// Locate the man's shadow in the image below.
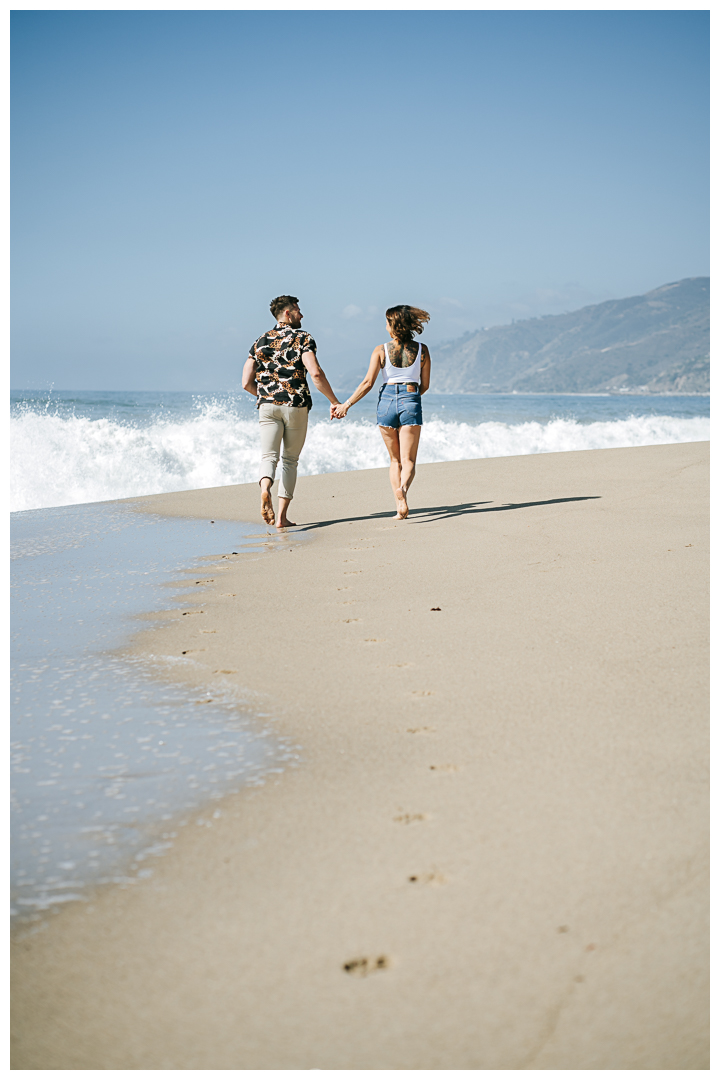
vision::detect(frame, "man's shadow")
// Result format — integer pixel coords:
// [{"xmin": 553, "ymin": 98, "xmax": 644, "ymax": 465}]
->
[{"xmin": 298, "ymin": 495, "xmax": 600, "ymax": 531}]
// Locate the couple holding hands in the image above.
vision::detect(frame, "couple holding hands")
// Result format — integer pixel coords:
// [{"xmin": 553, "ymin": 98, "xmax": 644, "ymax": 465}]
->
[{"xmin": 242, "ymin": 295, "xmax": 431, "ymax": 529}]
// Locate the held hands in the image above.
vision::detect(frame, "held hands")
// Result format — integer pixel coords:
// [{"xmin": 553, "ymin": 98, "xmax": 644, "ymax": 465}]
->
[{"xmin": 331, "ymin": 401, "xmax": 350, "ymax": 419}]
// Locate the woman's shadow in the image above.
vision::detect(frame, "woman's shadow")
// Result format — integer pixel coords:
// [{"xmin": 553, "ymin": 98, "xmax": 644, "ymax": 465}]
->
[{"xmin": 299, "ymin": 495, "xmax": 600, "ymax": 531}]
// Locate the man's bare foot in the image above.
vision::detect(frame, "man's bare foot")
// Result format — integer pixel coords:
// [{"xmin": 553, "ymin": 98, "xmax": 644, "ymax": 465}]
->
[
  {"xmin": 394, "ymin": 486, "xmax": 409, "ymax": 519},
  {"xmin": 261, "ymin": 490, "xmax": 275, "ymax": 526},
  {"xmin": 276, "ymin": 519, "xmax": 296, "ymax": 530}
]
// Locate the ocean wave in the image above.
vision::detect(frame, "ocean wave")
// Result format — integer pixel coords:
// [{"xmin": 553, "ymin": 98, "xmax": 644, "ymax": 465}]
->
[{"xmin": 10, "ymin": 404, "xmax": 709, "ymax": 512}]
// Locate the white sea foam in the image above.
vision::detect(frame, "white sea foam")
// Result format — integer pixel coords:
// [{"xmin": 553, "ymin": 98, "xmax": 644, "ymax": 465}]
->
[{"xmin": 10, "ymin": 403, "xmax": 709, "ymax": 512}]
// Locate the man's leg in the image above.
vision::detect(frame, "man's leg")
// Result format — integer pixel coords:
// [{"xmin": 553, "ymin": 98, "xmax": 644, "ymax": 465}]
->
[
  {"xmin": 276, "ymin": 406, "xmax": 309, "ymax": 528},
  {"xmin": 259, "ymin": 477, "xmax": 275, "ymax": 526},
  {"xmin": 258, "ymin": 405, "xmax": 283, "ymax": 526}
]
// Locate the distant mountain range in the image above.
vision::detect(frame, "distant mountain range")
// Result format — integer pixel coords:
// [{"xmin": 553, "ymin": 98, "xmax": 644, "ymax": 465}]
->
[{"xmin": 430, "ymin": 277, "xmax": 709, "ymax": 394}]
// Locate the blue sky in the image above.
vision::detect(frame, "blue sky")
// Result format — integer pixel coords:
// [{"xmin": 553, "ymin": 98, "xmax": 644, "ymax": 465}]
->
[{"xmin": 11, "ymin": 9, "xmax": 709, "ymax": 391}]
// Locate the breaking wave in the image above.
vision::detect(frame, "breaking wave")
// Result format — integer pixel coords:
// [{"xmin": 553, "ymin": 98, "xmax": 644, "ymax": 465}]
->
[{"xmin": 10, "ymin": 401, "xmax": 709, "ymax": 512}]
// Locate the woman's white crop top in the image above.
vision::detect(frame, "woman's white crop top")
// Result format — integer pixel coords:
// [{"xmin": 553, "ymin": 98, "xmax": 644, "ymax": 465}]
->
[{"xmin": 381, "ymin": 341, "xmax": 423, "ymax": 384}]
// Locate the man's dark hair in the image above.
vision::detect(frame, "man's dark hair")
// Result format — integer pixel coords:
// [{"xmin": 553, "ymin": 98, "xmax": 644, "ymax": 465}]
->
[{"xmin": 270, "ymin": 295, "xmax": 299, "ymax": 320}]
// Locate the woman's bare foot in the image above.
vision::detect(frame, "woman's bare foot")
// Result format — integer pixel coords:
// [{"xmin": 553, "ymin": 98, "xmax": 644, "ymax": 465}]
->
[
  {"xmin": 261, "ymin": 490, "xmax": 275, "ymax": 526},
  {"xmin": 394, "ymin": 486, "xmax": 409, "ymax": 519},
  {"xmin": 276, "ymin": 519, "xmax": 296, "ymax": 530}
]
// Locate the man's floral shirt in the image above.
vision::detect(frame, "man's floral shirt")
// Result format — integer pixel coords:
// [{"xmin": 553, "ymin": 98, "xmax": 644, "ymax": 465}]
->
[{"xmin": 248, "ymin": 324, "xmax": 317, "ymax": 410}]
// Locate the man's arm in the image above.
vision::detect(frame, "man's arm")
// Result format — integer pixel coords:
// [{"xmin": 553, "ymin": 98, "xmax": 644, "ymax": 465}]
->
[
  {"xmin": 301, "ymin": 350, "xmax": 340, "ymax": 406},
  {"xmin": 242, "ymin": 355, "xmax": 258, "ymax": 396}
]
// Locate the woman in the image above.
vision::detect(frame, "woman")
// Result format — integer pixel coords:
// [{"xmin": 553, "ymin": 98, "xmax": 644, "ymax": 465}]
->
[{"xmin": 332, "ymin": 305, "xmax": 431, "ymax": 519}]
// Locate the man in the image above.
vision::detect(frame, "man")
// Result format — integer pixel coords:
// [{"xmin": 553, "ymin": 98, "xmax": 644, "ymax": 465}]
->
[{"xmin": 243, "ymin": 296, "xmax": 341, "ymax": 529}]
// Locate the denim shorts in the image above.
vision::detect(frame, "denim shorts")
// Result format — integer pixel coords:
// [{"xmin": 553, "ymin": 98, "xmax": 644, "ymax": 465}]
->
[{"xmin": 376, "ymin": 383, "xmax": 423, "ymax": 428}]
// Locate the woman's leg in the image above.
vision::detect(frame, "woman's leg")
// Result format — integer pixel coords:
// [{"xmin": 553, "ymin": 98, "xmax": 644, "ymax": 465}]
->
[
  {"xmin": 396, "ymin": 424, "xmax": 422, "ymax": 517},
  {"xmin": 378, "ymin": 425, "xmax": 404, "ymax": 515}
]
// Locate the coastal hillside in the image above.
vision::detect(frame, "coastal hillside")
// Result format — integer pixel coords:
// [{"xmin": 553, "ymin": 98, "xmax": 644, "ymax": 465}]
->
[{"xmin": 430, "ymin": 277, "xmax": 709, "ymax": 394}]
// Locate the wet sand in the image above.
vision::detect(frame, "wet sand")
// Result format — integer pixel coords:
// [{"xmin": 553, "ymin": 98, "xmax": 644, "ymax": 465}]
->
[{"xmin": 11, "ymin": 442, "xmax": 709, "ymax": 1069}]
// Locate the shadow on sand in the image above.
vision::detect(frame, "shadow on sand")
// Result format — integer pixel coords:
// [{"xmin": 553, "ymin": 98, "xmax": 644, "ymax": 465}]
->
[{"xmin": 297, "ymin": 495, "xmax": 601, "ymax": 532}]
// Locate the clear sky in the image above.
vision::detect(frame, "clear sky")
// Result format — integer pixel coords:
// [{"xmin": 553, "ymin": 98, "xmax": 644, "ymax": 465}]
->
[{"xmin": 11, "ymin": 9, "xmax": 709, "ymax": 391}]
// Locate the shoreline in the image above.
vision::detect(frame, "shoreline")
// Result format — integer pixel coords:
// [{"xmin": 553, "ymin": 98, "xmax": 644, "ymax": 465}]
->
[
  {"xmin": 12, "ymin": 443, "xmax": 709, "ymax": 1069},
  {"xmin": 11, "ymin": 394, "xmax": 709, "ymax": 516},
  {"xmin": 10, "ymin": 509, "xmax": 296, "ymax": 923}
]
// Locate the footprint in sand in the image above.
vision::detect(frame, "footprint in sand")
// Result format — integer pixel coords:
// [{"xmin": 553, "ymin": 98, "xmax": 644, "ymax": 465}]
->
[
  {"xmin": 343, "ymin": 955, "xmax": 390, "ymax": 977},
  {"xmin": 408, "ymin": 871, "xmax": 446, "ymax": 887}
]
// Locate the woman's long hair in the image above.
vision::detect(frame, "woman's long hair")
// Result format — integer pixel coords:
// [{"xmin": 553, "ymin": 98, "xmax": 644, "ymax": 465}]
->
[{"xmin": 386, "ymin": 305, "xmax": 430, "ymax": 344}]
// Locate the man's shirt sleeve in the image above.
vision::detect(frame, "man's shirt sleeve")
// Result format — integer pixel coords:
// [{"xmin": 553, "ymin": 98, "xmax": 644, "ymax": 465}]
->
[{"xmin": 300, "ymin": 332, "xmax": 317, "ymax": 355}]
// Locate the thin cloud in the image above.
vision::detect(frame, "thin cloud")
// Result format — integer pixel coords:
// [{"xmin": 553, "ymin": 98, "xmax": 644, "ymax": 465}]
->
[{"xmin": 341, "ymin": 304, "xmax": 379, "ymax": 322}]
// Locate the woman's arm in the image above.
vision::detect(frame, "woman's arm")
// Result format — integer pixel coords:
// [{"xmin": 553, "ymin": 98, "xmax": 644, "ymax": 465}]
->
[
  {"xmin": 420, "ymin": 344, "xmax": 431, "ymax": 395},
  {"xmin": 332, "ymin": 346, "xmax": 384, "ymax": 418}
]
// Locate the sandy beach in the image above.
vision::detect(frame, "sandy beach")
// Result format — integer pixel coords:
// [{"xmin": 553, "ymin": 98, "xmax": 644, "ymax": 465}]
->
[{"xmin": 11, "ymin": 441, "xmax": 709, "ymax": 1069}]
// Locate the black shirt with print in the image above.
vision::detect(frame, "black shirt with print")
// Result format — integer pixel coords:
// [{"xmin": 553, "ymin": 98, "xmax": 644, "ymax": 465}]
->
[{"xmin": 248, "ymin": 323, "xmax": 316, "ymax": 410}]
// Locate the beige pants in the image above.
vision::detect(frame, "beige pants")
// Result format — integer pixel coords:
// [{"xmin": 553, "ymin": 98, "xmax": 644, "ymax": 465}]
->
[{"xmin": 258, "ymin": 403, "xmax": 309, "ymax": 501}]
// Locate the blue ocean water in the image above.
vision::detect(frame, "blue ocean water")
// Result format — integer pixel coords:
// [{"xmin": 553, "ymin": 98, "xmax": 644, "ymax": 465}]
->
[
  {"xmin": 11, "ymin": 503, "xmax": 298, "ymax": 922},
  {"xmin": 10, "ymin": 389, "xmax": 709, "ymax": 513}
]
